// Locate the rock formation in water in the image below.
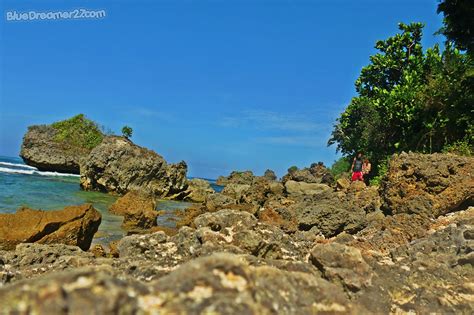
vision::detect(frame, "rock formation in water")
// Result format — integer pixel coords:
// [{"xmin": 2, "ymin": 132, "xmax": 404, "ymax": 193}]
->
[
  {"xmin": 20, "ymin": 114, "xmax": 104, "ymax": 174},
  {"xmin": 0, "ymin": 204, "xmax": 101, "ymax": 251},
  {"xmin": 80, "ymin": 136, "xmax": 188, "ymax": 198}
]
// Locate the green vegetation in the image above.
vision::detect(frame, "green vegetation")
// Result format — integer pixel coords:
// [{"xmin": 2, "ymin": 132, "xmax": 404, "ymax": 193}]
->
[
  {"xmin": 437, "ymin": 0, "xmax": 474, "ymax": 54},
  {"xmin": 121, "ymin": 125, "xmax": 133, "ymax": 139},
  {"xmin": 442, "ymin": 139, "xmax": 472, "ymax": 156},
  {"xmin": 368, "ymin": 157, "xmax": 390, "ymax": 186},
  {"xmin": 330, "ymin": 157, "xmax": 351, "ymax": 180},
  {"xmin": 51, "ymin": 114, "xmax": 104, "ymax": 150},
  {"xmin": 287, "ymin": 166, "xmax": 298, "ymax": 174},
  {"xmin": 328, "ymin": 3, "xmax": 473, "ymax": 181}
]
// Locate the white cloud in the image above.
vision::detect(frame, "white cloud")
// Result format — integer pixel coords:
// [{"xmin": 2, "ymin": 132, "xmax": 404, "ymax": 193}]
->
[
  {"xmin": 219, "ymin": 109, "xmax": 323, "ymax": 132},
  {"xmin": 255, "ymin": 136, "xmax": 327, "ymax": 148}
]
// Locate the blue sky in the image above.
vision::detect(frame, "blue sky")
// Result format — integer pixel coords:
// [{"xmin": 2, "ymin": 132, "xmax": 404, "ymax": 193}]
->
[{"xmin": 0, "ymin": 0, "xmax": 444, "ymax": 179}]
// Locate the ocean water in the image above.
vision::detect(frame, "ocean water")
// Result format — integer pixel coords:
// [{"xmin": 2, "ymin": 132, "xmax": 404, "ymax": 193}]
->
[{"xmin": 0, "ymin": 155, "xmax": 211, "ymax": 245}]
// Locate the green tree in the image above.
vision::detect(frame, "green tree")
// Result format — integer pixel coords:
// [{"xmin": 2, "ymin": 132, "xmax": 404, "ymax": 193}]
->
[
  {"xmin": 121, "ymin": 126, "xmax": 133, "ymax": 139},
  {"xmin": 329, "ymin": 22, "xmax": 473, "ymax": 175},
  {"xmin": 437, "ymin": 0, "xmax": 474, "ymax": 53}
]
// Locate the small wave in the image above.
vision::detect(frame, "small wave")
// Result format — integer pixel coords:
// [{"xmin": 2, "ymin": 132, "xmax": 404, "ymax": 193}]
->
[
  {"xmin": 0, "ymin": 167, "xmax": 80, "ymax": 177},
  {"xmin": 0, "ymin": 161, "xmax": 38, "ymax": 170}
]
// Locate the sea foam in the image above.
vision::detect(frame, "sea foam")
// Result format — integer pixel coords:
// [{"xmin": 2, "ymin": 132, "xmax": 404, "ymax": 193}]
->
[{"xmin": 0, "ymin": 166, "xmax": 80, "ymax": 177}]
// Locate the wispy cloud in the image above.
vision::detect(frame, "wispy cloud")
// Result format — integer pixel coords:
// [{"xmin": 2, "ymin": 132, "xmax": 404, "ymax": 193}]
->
[
  {"xmin": 219, "ymin": 110, "xmax": 323, "ymax": 132},
  {"xmin": 255, "ymin": 136, "xmax": 328, "ymax": 148},
  {"xmin": 126, "ymin": 107, "xmax": 176, "ymax": 122}
]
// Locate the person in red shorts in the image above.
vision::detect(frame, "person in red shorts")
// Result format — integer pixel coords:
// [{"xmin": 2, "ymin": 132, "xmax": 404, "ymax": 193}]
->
[{"xmin": 351, "ymin": 152, "xmax": 364, "ymax": 181}]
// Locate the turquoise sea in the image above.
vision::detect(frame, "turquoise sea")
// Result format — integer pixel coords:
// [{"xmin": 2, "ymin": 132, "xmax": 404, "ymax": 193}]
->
[{"xmin": 0, "ymin": 156, "xmax": 220, "ymax": 245}]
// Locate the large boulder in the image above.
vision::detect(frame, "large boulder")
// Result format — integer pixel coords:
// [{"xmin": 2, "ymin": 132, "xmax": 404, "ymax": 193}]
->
[
  {"xmin": 20, "ymin": 115, "xmax": 104, "ymax": 174},
  {"xmin": 80, "ymin": 136, "xmax": 188, "ymax": 197},
  {"xmin": 0, "ymin": 204, "xmax": 101, "ymax": 251},
  {"xmin": 291, "ymin": 192, "xmax": 367, "ymax": 237},
  {"xmin": 285, "ymin": 180, "xmax": 332, "ymax": 197},
  {"xmin": 310, "ymin": 243, "xmax": 373, "ymax": 292},
  {"xmin": 109, "ymin": 191, "xmax": 158, "ymax": 231},
  {"xmin": 380, "ymin": 152, "xmax": 474, "ymax": 217}
]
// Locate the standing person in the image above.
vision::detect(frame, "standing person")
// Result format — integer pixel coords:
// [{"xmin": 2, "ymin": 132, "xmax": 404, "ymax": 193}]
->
[
  {"xmin": 362, "ymin": 158, "xmax": 372, "ymax": 184},
  {"xmin": 351, "ymin": 152, "xmax": 364, "ymax": 182}
]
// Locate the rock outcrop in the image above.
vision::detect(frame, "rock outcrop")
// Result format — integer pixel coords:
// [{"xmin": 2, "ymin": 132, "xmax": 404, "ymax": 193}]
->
[
  {"xmin": 20, "ymin": 126, "xmax": 90, "ymax": 174},
  {"xmin": 20, "ymin": 115, "xmax": 104, "ymax": 174},
  {"xmin": 109, "ymin": 191, "xmax": 158, "ymax": 231},
  {"xmin": 182, "ymin": 178, "xmax": 215, "ymax": 203},
  {"xmin": 380, "ymin": 152, "xmax": 473, "ymax": 217},
  {"xmin": 80, "ymin": 136, "xmax": 188, "ymax": 197},
  {"xmin": 216, "ymin": 170, "xmax": 255, "ymax": 186},
  {"xmin": 0, "ymin": 204, "xmax": 101, "ymax": 251},
  {"xmin": 282, "ymin": 162, "xmax": 334, "ymax": 185}
]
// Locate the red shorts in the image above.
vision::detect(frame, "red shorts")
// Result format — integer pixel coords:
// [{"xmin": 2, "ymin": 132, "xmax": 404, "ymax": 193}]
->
[{"xmin": 352, "ymin": 171, "xmax": 363, "ymax": 181}]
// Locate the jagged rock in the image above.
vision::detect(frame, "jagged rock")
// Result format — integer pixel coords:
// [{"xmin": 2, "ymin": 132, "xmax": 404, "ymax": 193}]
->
[
  {"xmin": 221, "ymin": 183, "xmax": 251, "ymax": 200},
  {"xmin": 282, "ymin": 162, "xmax": 333, "ymax": 184},
  {"xmin": 310, "ymin": 243, "xmax": 373, "ymax": 292},
  {"xmin": 194, "ymin": 209, "xmax": 257, "ymax": 232},
  {"xmin": 205, "ymin": 193, "xmax": 237, "ymax": 211},
  {"xmin": 20, "ymin": 126, "xmax": 88, "ymax": 174},
  {"xmin": 182, "ymin": 178, "xmax": 215, "ymax": 203},
  {"xmin": 216, "ymin": 170, "xmax": 255, "ymax": 186},
  {"xmin": 380, "ymin": 152, "xmax": 474, "ymax": 217},
  {"xmin": 263, "ymin": 169, "xmax": 277, "ymax": 181},
  {"xmin": 149, "ymin": 253, "xmax": 359, "ymax": 314},
  {"xmin": 20, "ymin": 115, "xmax": 104, "ymax": 174},
  {"xmin": 291, "ymin": 192, "xmax": 367, "ymax": 237},
  {"xmin": 0, "ymin": 254, "xmax": 360, "ymax": 314},
  {"xmin": 80, "ymin": 136, "xmax": 188, "ymax": 198},
  {"xmin": 109, "ymin": 191, "xmax": 156, "ymax": 216},
  {"xmin": 122, "ymin": 208, "xmax": 157, "ymax": 231},
  {"xmin": 0, "ymin": 243, "xmax": 95, "ymax": 284},
  {"xmin": 336, "ymin": 177, "xmax": 351, "ymax": 190},
  {"xmin": 0, "ymin": 204, "xmax": 101, "ymax": 251},
  {"xmin": 349, "ymin": 180, "xmax": 366, "ymax": 191},
  {"xmin": 356, "ymin": 218, "xmax": 474, "ymax": 314},
  {"xmin": 108, "ymin": 191, "xmax": 157, "ymax": 231},
  {"xmin": 0, "ymin": 268, "xmax": 149, "ymax": 314},
  {"xmin": 285, "ymin": 180, "xmax": 332, "ymax": 196}
]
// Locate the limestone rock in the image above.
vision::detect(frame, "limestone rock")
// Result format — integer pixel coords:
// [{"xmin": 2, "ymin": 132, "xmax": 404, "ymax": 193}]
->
[
  {"xmin": 285, "ymin": 180, "xmax": 332, "ymax": 196},
  {"xmin": 0, "ymin": 204, "xmax": 101, "ymax": 251},
  {"xmin": 216, "ymin": 170, "xmax": 255, "ymax": 186},
  {"xmin": 310, "ymin": 243, "xmax": 373, "ymax": 292},
  {"xmin": 380, "ymin": 152, "xmax": 473, "ymax": 217},
  {"xmin": 20, "ymin": 125, "xmax": 90, "ymax": 174},
  {"xmin": 80, "ymin": 136, "xmax": 188, "ymax": 198},
  {"xmin": 182, "ymin": 178, "xmax": 215, "ymax": 203},
  {"xmin": 282, "ymin": 162, "xmax": 333, "ymax": 185}
]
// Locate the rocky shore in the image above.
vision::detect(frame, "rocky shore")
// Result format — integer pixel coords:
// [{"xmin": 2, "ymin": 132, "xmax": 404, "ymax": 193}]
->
[{"xmin": 0, "ymin": 151, "xmax": 473, "ymax": 313}]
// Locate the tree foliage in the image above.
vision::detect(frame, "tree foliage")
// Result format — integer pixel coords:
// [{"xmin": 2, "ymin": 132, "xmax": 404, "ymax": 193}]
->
[
  {"xmin": 329, "ymin": 22, "xmax": 473, "ymax": 174},
  {"xmin": 121, "ymin": 125, "xmax": 133, "ymax": 139},
  {"xmin": 437, "ymin": 0, "xmax": 474, "ymax": 53}
]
